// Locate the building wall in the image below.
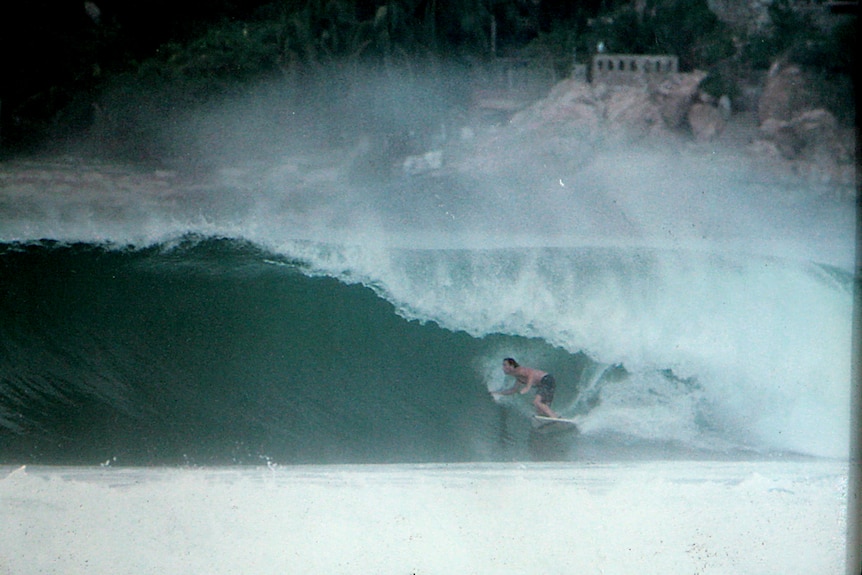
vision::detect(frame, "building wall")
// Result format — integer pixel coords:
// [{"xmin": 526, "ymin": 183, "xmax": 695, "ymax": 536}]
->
[{"xmin": 591, "ymin": 54, "xmax": 679, "ymax": 85}]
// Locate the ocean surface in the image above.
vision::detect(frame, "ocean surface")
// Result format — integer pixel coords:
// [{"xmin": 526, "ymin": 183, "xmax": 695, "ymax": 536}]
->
[{"xmin": 0, "ymin": 155, "xmax": 856, "ymax": 466}]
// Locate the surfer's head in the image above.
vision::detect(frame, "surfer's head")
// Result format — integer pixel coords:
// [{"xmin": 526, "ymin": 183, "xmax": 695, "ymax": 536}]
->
[{"xmin": 502, "ymin": 358, "xmax": 519, "ymax": 373}]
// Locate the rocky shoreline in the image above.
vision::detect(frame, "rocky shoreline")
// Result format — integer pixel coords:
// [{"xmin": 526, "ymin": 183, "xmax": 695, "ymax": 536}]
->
[{"xmin": 451, "ymin": 67, "xmax": 856, "ymax": 195}]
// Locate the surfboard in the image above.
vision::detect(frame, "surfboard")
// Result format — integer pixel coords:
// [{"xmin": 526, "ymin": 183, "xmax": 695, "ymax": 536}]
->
[{"xmin": 531, "ymin": 415, "xmax": 580, "ymax": 434}]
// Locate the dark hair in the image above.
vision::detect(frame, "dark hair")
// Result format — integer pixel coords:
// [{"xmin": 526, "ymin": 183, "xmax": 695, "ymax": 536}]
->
[{"xmin": 503, "ymin": 357, "xmax": 519, "ymax": 367}]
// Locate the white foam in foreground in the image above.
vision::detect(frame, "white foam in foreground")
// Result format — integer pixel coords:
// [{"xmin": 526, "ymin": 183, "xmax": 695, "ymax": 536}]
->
[{"xmin": 0, "ymin": 460, "xmax": 849, "ymax": 574}]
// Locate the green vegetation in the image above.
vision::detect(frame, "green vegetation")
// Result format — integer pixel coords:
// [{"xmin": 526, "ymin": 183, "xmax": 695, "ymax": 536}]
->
[{"xmin": 0, "ymin": 0, "xmax": 855, "ymax": 157}]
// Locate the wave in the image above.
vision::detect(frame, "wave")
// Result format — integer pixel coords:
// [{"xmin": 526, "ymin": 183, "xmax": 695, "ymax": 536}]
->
[
  {"xmin": 1, "ymin": 152, "xmax": 855, "ymax": 463},
  {"xmin": 0, "ymin": 235, "xmax": 853, "ymax": 464}
]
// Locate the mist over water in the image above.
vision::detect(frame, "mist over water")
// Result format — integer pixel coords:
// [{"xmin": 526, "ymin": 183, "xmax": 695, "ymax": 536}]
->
[{"xmin": 0, "ymin": 70, "xmax": 855, "ymax": 463}]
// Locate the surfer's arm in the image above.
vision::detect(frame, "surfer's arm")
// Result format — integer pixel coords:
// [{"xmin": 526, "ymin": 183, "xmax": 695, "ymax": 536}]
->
[
  {"xmin": 493, "ymin": 383, "xmax": 521, "ymax": 396},
  {"xmin": 519, "ymin": 373, "xmax": 539, "ymax": 394}
]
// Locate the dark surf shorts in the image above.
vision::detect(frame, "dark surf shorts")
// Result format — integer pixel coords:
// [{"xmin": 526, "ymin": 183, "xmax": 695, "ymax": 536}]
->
[{"xmin": 536, "ymin": 374, "xmax": 556, "ymax": 404}]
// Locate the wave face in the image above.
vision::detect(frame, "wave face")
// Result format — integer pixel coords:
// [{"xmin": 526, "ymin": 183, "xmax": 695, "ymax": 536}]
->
[{"xmin": 0, "ymin": 235, "xmax": 853, "ymax": 464}]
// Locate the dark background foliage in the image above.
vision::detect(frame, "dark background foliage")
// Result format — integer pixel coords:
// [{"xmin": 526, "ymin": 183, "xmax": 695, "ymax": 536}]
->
[{"xmin": 0, "ymin": 0, "xmax": 855, "ymax": 158}]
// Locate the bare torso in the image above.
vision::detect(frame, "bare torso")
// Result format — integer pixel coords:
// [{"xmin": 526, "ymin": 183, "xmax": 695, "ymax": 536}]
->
[{"xmin": 511, "ymin": 366, "xmax": 547, "ymax": 385}]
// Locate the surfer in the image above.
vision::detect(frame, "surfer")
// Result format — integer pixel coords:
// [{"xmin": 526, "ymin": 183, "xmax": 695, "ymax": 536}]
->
[{"xmin": 493, "ymin": 358, "xmax": 560, "ymax": 419}]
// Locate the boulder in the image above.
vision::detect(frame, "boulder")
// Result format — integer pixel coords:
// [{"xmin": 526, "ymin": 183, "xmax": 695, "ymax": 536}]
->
[
  {"xmin": 755, "ymin": 108, "xmax": 854, "ymax": 187},
  {"xmin": 509, "ymin": 72, "xmax": 708, "ymax": 140},
  {"xmin": 753, "ymin": 62, "xmax": 854, "ymax": 188},
  {"xmin": 655, "ymin": 71, "xmax": 707, "ymax": 129},
  {"xmin": 759, "ymin": 118, "xmax": 806, "ymax": 159},
  {"xmin": 509, "ymin": 79, "xmax": 603, "ymax": 135},
  {"xmin": 758, "ymin": 108, "xmax": 846, "ymax": 160},
  {"xmin": 757, "ymin": 63, "xmax": 816, "ymax": 124},
  {"xmin": 688, "ymin": 103, "xmax": 727, "ymax": 142},
  {"xmin": 603, "ymin": 87, "xmax": 666, "ymax": 138}
]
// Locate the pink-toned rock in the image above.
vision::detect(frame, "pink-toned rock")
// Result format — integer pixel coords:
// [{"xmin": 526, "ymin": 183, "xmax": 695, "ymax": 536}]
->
[
  {"xmin": 510, "ymin": 79, "xmax": 603, "ymax": 135},
  {"xmin": 754, "ymin": 108, "xmax": 854, "ymax": 186},
  {"xmin": 759, "ymin": 118, "xmax": 805, "ymax": 159},
  {"xmin": 603, "ymin": 88, "xmax": 665, "ymax": 137},
  {"xmin": 757, "ymin": 63, "xmax": 817, "ymax": 124},
  {"xmin": 687, "ymin": 103, "xmax": 726, "ymax": 141},
  {"xmin": 456, "ymin": 64, "xmax": 854, "ymax": 190},
  {"xmin": 655, "ymin": 71, "xmax": 707, "ymax": 129}
]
